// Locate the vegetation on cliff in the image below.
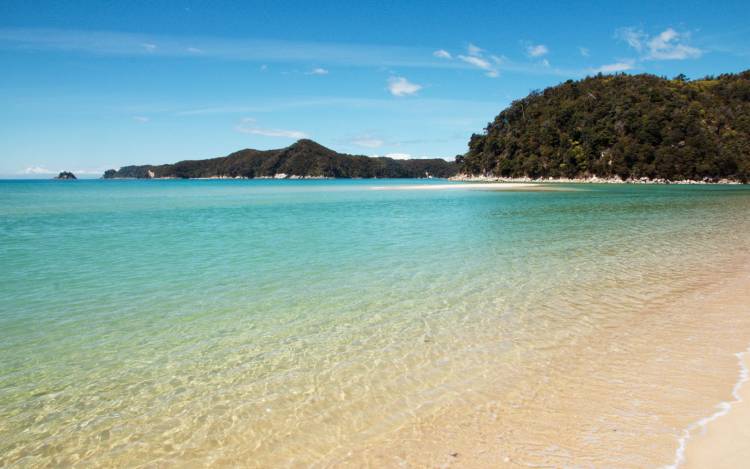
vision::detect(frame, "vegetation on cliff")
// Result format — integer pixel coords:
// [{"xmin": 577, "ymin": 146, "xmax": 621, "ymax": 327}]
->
[
  {"xmin": 103, "ymin": 139, "xmax": 457, "ymax": 179},
  {"xmin": 458, "ymin": 71, "xmax": 750, "ymax": 181},
  {"xmin": 54, "ymin": 171, "xmax": 77, "ymax": 180}
]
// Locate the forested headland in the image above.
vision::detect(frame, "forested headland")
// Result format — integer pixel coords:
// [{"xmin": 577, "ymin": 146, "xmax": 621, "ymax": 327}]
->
[{"xmin": 458, "ymin": 71, "xmax": 750, "ymax": 182}]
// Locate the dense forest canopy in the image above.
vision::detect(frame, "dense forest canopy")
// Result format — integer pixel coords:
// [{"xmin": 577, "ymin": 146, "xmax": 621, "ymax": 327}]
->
[
  {"xmin": 458, "ymin": 71, "xmax": 750, "ymax": 181},
  {"xmin": 103, "ymin": 139, "xmax": 458, "ymax": 179}
]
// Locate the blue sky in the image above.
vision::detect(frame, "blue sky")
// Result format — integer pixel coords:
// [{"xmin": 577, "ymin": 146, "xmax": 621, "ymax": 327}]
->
[{"xmin": 1, "ymin": 0, "xmax": 749, "ymax": 177}]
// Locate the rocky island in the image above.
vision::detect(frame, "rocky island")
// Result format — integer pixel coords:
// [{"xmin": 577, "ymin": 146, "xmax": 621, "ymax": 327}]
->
[
  {"xmin": 103, "ymin": 139, "xmax": 458, "ymax": 179},
  {"xmin": 54, "ymin": 171, "xmax": 77, "ymax": 180}
]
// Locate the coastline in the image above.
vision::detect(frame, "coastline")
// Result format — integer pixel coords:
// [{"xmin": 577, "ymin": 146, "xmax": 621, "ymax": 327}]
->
[
  {"xmin": 449, "ymin": 173, "xmax": 745, "ymax": 184},
  {"xmin": 100, "ymin": 173, "xmax": 746, "ymax": 184},
  {"xmin": 681, "ymin": 349, "xmax": 750, "ymax": 468}
]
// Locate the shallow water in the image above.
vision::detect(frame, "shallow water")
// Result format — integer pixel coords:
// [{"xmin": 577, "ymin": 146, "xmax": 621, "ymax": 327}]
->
[{"xmin": 1, "ymin": 179, "xmax": 750, "ymax": 467}]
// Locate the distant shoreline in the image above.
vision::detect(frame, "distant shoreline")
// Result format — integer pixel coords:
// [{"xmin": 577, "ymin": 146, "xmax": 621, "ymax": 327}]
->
[{"xmin": 450, "ymin": 174, "xmax": 746, "ymax": 184}]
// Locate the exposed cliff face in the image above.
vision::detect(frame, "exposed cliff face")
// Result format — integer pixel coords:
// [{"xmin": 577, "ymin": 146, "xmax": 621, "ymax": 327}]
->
[
  {"xmin": 459, "ymin": 71, "xmax": 750, "ymax": 182},
  {"xmin": 103, "ymin": 139, "xmax": 458, "ymax": 179}
]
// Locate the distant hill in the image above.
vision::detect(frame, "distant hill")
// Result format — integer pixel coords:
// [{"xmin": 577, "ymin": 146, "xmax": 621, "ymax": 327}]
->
[
  {"xmin": 103, "ymin": 139, "xmax": 458, "ymax": 179},
  {"xmin": 458, "ymin": 71, "xmax": 750, "ymax": 182}
]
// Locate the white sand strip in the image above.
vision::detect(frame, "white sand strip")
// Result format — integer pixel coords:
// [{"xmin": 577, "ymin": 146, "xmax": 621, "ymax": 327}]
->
[{"xmin": 370, "ymin": 183, "xmax": 551, "ymax": 191}]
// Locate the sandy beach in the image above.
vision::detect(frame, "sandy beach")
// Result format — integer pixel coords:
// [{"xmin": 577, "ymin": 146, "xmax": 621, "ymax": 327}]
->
[{"xmin": 370, "ymin": 182, "xmax": 567, "ymax": 191}]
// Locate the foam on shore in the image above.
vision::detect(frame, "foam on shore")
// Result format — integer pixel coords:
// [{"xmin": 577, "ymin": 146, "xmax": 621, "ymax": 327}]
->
[{"xmin": 672, "ymin": 346, "xmax": 750, "ymax": 468}]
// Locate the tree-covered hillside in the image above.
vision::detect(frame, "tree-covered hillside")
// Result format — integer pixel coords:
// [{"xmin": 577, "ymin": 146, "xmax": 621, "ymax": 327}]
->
[
  {"xmin": 103, "ymin": 139, "xmax": 457, "ymax": 179},
  {"xmin": 458, "ymin": 71, "xmax": 750, "ymax": 181}
]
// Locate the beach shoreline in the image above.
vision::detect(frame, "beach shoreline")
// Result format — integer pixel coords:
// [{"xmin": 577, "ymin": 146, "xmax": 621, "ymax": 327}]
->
[
  {"xmin": 681, "ymin": 349, "xmax": 750, "ymax": 468},
  {"xmin": 327, "ymin": 257, "xmax": 750, "ymax": 467},
  {"xmin": 449, "ymin": 173, "xmax": 745, "ymax": 185}
]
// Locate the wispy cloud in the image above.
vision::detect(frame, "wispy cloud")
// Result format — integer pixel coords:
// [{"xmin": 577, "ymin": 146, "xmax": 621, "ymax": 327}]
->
[
  {"xmin": 384, "ymin": 153, "xmax": 411, "ymax": 160},
  {"xmin": 19, "ymin": 166, "xmax": 104, "ymax": 176},
  {"xmin": 590, "ymin": 60, "xmax": 635, "ymax": 74},
  {"xmin": 467, "ymin": 43, "xmax": 483, "ymax": 56},
  {"xmin": 457, "ymin": 54, "xmax": 492, "ymax": 70},
  {"xmin": 579, "ymin": 47, "xmax": 590, "ymax": 57},
  {"xmin": 133, "ymin": 116, "xmax": 150, "ymax": 123},
  {"xmin": 617, "ymin": 27, "xmax": 646, "ymax": 51},
  {"xmin": 387, "ymin": 76, "xmax": 422, "ymax": 97},
  {"xmin": 0, "ymin": 27, "xmax": 453, "ymax": 68},
  {"xmin": 526, "ymin": 44, "xmax": 548, "ymax": 57},
  {"xmin": 616, "ymin": 27, "xmax": 703, "ymax": 60},
  {"xmin": 433, "ymin": 49, "xmax": 451, "ymax": 59},
  {"xmin": 171, "ymin": 96, "xmax": 503, "ymax": 117},
  {"xmin": 0, "ymin": 27, "xmax": 600, "ymax": 79},
  {"xmin": 23, "ymin": 166, "xmax": 55, "ymax": 175},
  {"xmin": 306, "ymin": 67, "xmax": 329, "ymax": 75},
  {"xmin": 454, "ymin": 43, "xmax": 500, "ymax": 77},
  {"xmin": 235, "ymin": 118, "xmax": 307, "ymax": 139}
]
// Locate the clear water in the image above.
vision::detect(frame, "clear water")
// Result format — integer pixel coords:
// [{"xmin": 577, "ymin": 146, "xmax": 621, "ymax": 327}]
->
[{"xmin": 1, "ymin": 179, "xmax": 750, "ymax": 467}]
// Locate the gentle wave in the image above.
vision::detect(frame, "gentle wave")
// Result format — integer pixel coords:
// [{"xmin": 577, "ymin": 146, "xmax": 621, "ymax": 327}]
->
[{"xmin": 666, "ymin": 344, "xmax": 750, "ymax": 469}]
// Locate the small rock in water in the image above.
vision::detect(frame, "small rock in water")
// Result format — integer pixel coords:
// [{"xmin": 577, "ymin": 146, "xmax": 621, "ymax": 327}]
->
[{"xmin": 54, "ymin": 171, "xmax": 77, "ymax": 180}]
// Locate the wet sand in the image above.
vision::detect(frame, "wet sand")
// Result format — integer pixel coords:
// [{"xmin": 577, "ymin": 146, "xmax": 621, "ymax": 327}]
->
[{"xmin": 682, "ymin": 352, "xmax": 750, "ymax": 468}]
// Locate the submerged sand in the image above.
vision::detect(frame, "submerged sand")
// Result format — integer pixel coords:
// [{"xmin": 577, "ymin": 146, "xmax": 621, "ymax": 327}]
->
[{"xmin": 323, "ymin": 258, "xmax": 750, "ymax": 467}]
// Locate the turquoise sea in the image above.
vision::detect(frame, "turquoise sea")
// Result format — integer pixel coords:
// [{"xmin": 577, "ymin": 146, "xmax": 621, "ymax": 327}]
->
[{"xmin": 2, "ymin": 179, "xmax": 750, "ymax": 467}]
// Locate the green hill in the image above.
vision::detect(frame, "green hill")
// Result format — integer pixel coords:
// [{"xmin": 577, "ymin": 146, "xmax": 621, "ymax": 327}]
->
[
  {"xmin": 458, "ymin": 71, "xmax": 750, "ymax": 182},
  {"xmin": 103, "ymin": 139, "xmax": 457, "ymax": 179}
]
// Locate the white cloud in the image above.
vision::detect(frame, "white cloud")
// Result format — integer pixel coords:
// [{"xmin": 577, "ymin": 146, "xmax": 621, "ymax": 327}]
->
[
  {"xmin": 647, "ymin": 28, "xmax": 702, "ymax": 60},
  {"xmin": 454, "ymin": 44, "xmax": 499, "ymax": 77},
  {"xmin": 186, "ymin": 46, "xmax": 202, "ymax": 53},
  {"xmin": 540, "ymin": 58, "xmax": 550, "ymax": 67},
  {"xmin": 133, "ymin": 116, "xmax": 150, "ymax": 123},
  {"xmin": 458, "ymin": 54, "xmax": 492, "ymax": 70},
  {"xmin": 617, "ymin": 27, "xmax": 702, "ymax": 60},
  {"xmin": 579, "ymin": 47, "xmax": 590, "ymax": 57},
  {"xmin": 467, "ymin": 43, "xmax": 483, "ymax": 56},
  {"xmin": 73, "ymin": 168, "xmax": 107, "ymax": 175},
  {"xmin": 141, "ymin": 43, "xmax": 157, "ymax": 52},
  {"xmin": 526, "ymin": 44, "xmax": 548, "ymax": 57},
  {"xmin": 433, "ymin": 49, "xmax": 451, "ymax": 59},
  {"xmin": 235, "ymin": 118, "xmax": 307, "ymax": 139},
  {"xmin": 385, "ymin": 153, "xmax": 411, "ymax": 160},
  {"xmin": 591, "ymin": 60, "xmax": 635, "ymax": 74},
  {"xmin": 23, "ymin": 166, "xmax": 55, "ymax": 174},
  {"xmin": 387, "ymin": 76, "xmax": 422, "ymax": 97},
  {"xmin": 351, "ymin": 137, "xmax": 384, "ymax": 148},
  {"xmin": 306, "ymin": 67, "xmax": 329, "ymax": 75},
  {"xmin": 18, "ymin": 166, "xmax": 104, "ymax": 176}
]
